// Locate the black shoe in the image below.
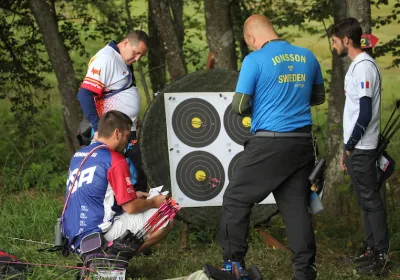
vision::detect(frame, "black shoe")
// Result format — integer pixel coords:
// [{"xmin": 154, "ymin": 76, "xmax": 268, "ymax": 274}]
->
[
  {"xmin": 352, "ymin": 247, "xmax": 375, "ymax": 266},
  {"xmin": 293, "ymin": 264, "xmax": 317, "ymax": 280},
  {"xmin": 356, "ymin": 252, "xmax": 391, "ymax": 276}
]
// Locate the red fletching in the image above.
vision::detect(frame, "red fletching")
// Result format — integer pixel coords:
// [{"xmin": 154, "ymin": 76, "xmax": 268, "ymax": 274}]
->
[{"xmin": 135, "ymin": 198, "xmax": 181, "ymax": 240}]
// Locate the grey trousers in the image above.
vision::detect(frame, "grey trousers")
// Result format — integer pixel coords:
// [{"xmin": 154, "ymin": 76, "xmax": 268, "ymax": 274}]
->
[{"xmin": 344, "ymin": 148, "xmax": 389, "ymax": 253}]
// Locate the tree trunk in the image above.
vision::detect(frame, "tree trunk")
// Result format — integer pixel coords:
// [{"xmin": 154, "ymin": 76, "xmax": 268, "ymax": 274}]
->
[
  {"xmin": 168, "ymin": 0, "xmax": 184, "ymax": 48},
  {"xmin": 149, "ymin": 0, "xmax": 187, "ymax": 81},
  {"xmin": 148, "ymin": 0, "xmax": 167, "ymax": 94},
  {"xmin": 204, "ymin": 0, "xmax": 237, "ymax": 70},
  {"xmin": 138, "ymin": 61, "xmax": 152, "ymax": 105},
  {"xmin": 124, "ymin": 0, "xmax": 133, "ymax": 30},
  {"xmin": 123, "ymin": 0, "xmax": 152, "ymax": 104},
  {"xmin": 347, "ymin": 0, "xmax": 373, "ymax": 56},
  {"xmin": 347, "ymin": 0, "xmax": 372, "ymax": 33},
  {"xmin": 231, "ymin": 0, "xmax": 249, "ymax": 61},
  {"xmin": 323, "ymin": 0, "xmax": 348, "ymax": 214},
  {"xmin": 28, "ymin": 0, "xmax": 82, "ymax": 155}
]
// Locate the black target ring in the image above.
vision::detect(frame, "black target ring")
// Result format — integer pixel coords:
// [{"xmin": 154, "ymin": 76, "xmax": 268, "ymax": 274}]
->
[
  {"xmin": 228, "ymin": 152, "xmax": 243, "ymax": 181},
  {"xmin": 176, "ymin": 151, "xmax": 225, "ymax": 201},
  {"xmin": 172, "ymin": 98, "xmax": 221, "ymax": 148},
  {"xmin": 224, "ymin": 104, "xmax": 252, "ymax": 145}
]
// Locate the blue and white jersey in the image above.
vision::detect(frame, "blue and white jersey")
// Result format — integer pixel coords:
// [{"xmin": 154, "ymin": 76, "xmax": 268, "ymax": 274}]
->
[
  {"xmin": 236, "ymin": 41, "xmax": 324, "ymax": 133},
  {"xmin": 62, "ymin": 142, "xmax": 137, "ymax": 252}
]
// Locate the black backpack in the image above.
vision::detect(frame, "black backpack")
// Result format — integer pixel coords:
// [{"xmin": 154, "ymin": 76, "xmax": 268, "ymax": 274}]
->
[{"xmin": 76, "ymin": 118, "xmax": 93, "ymax": 146}]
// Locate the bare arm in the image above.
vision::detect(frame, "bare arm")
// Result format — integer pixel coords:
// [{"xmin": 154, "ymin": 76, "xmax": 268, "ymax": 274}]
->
[{"xmin": 122, "ymin": 193, "xmax": 167, "ymax": 214}]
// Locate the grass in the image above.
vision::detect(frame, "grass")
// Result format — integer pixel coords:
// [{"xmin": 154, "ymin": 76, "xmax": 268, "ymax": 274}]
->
[{"xmin": 1, "ymin": 191, "xmax": 400, "ymax": 279}]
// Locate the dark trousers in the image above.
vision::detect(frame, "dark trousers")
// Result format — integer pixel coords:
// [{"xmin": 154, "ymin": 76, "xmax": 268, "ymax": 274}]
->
[
  {"xmin": 344, "ymin": 148, "xmax": 389, "ymax": 253},
  {"xmin": 126, "ymin": 131, "xmax": 148, "ymax": 192},
  {"xmin": 219, "ymin": 136, "xmax": 316, "ymax": 279}
]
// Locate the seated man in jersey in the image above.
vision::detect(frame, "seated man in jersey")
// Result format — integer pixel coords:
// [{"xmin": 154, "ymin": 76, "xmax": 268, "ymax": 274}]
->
[{"xmin": 62, "ymin": 110, "xmax": 173, "ymax": 255}]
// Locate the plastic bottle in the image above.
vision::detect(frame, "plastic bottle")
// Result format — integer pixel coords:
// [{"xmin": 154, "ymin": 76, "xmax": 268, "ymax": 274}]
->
[{"xmin": 54, "ymin": 217, "xmax": 62, "ymax": 246}]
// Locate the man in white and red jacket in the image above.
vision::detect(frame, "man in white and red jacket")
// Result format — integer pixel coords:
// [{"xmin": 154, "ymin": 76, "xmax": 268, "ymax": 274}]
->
[{"xmin": 77, "ymin": 30, "xmax": 149, "ymax": 192}]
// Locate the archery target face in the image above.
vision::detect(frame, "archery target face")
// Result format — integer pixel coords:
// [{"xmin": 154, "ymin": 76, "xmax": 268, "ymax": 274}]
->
[
  {"xmin": 176, "ymin": 151, "xmax": 225, "ymax": 201},
  {"xmin": 172, "ymin": 98, "xmax": 221, "ymax": 147},
  {"xmin": 224, "ymin": 104, "xmax": 252, "ymax": 145},
  {"xmin": 165, "ymin": 92, "xmax": 276, "ymax": 207},
  {"xmin": 228, "ymin": 151, "xmax": 243, "ymax": 181}
]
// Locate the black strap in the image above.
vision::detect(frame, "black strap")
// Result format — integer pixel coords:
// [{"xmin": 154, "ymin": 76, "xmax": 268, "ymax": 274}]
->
[
  {"xmin": 99, "ymin": 69, "xmax": 133, "ymax": 100},
  {"xmin": 351, "ymin": 58, "xmax": 381, "ymax": 92},
  {"xmin": 261, "ymin": 39, "xmax": 286, "ymax": 48}
]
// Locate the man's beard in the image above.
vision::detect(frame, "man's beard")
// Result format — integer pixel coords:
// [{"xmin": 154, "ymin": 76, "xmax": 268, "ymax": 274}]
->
[
  {"xmin": 116, "ymin": 143, "xmax": 127, "ymax": 154},
  {"xmin": 337, "ymin": 47, "xmax": 348, "ymax": 58}
]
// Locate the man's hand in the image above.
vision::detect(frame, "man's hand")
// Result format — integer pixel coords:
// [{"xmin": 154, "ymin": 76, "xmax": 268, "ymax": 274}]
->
[
  {"xmin": 136, "ymin": 191, "xmax": 150, "ymax": 199},
  {"xmin": 345, "ymin": 150, "xmax": 352, "ymax": 156},
  {"xmin": 122, "ymin": 193, "xmax": 166, "ymax": 214},
  {"xmin": 151, "ymin": 194, "xmax": 167, "ymax": 208},
  {"xmin": 341, "ymin": 152, "xmax": 347, "ymax": 171}
]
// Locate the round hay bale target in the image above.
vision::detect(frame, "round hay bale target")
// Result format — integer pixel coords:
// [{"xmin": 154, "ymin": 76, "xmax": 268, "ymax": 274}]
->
[{"xmin": 141, "ymin": 69, "xmax": 278, "ymax": 227}]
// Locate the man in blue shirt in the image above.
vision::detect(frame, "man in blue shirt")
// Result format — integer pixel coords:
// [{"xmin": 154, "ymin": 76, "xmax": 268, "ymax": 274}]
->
[{"xmin": 218, "ymin": 14, "xmax": 325, "ymax": 280}]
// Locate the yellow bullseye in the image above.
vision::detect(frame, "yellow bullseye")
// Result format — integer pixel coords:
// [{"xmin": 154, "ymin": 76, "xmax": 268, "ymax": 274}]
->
[
  {"xmin": 191, "ymin": 117, "xmax": 202, "ymax": 129},
  {"xmin": 242, "ymin": 116, "xmax": 251, "ymax": 128},
  {"xmin": 195, "ymin": 170, "xmax": 206, "ymax": 182}
]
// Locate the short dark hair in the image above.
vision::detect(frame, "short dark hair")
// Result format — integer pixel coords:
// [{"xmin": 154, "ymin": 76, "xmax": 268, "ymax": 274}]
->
[
  {"xmin": 328, "ymin": 18, "xmax": 362, "ymax": 48},
  {"xmin": 126, "ymin": 30, "xmax": 150, "ymax": 48},
  {"xmin": 98, "ymin": 110, "xmax": 132, "ymax": 138}
]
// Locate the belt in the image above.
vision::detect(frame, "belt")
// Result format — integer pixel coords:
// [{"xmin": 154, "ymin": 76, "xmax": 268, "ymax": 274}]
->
[{"xmin": 255, "ymin": 131, "xmax": 312, "ymax": 138}]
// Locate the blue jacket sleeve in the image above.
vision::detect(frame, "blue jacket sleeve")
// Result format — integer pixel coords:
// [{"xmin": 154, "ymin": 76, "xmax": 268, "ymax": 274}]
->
[
  {"xmin": 345, "ymin": 96, "xmax": 372, "ymax": 151},
  {"xmin": 77, "ymin": 88, "xmax": 100, "ymax": 132}
]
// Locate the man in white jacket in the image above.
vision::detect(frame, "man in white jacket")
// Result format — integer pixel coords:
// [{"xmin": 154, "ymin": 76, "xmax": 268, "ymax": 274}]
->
[
  {"xmin": 77, "ymin": 30, "xmax": 149, "ymax": 192},
  {"xmin": 329, "ymin": 18, "xmax": 390, "ymax": 276}
]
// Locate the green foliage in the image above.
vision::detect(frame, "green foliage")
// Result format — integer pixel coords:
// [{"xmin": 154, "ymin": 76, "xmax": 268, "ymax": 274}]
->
[
  {"xmin": 67, "ymin": 0, "xmax": 147, "ymax": 42},
  {"xmin": 59, "ymin": 21, "xmax": 88, "ymax": 57},
  {"xmin": 240, "ymin": 0, "xmax": 327, "ymax": 39},
  {"xmin": 302, "ymin": 0, "xmax": 332, "ymax": 23},
  {"xmin": 0, "ymin": 8, "xmax": 52, "ymax": 126},
  {"xmin": 183, "ymin": 1, "xmax": 207, "ymax": 71},
  {"xmin": 22, "ymin": 162, "xmax": 67, "ymax": 191},
  {"xmin": 0, "ymin": 103, "xmax": 69, "ymax": 192},
  {"xmin": 373, "ymin": 0, "xmax": 400, "ymax": 67}
]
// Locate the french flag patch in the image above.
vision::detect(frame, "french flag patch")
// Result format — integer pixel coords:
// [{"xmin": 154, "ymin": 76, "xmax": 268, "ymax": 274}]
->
[{"xmin": 361, "ymin": 81, "xmax": 370, "ymax": 89}]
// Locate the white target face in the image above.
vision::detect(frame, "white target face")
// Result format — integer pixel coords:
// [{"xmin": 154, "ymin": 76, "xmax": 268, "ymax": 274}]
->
[
  {"xmin": 172, "ymin": 98, "xmax": 221, "ymax": 147},
  {"xmin": 224, "ymin": 104, "xmax": 252, "ymax": 145},
  {"xmin": 165, "ymin": 92, "xmax": 276, "ymax": 207},
  {"xmin": 176, "ymin": 151, "xmax": 225, "ymax": 201}
]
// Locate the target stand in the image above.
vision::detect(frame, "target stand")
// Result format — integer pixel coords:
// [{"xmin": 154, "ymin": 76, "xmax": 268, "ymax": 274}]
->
[{"xmin": 165, "ymin": 92, "xmax": 276, "ymax": 208}]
